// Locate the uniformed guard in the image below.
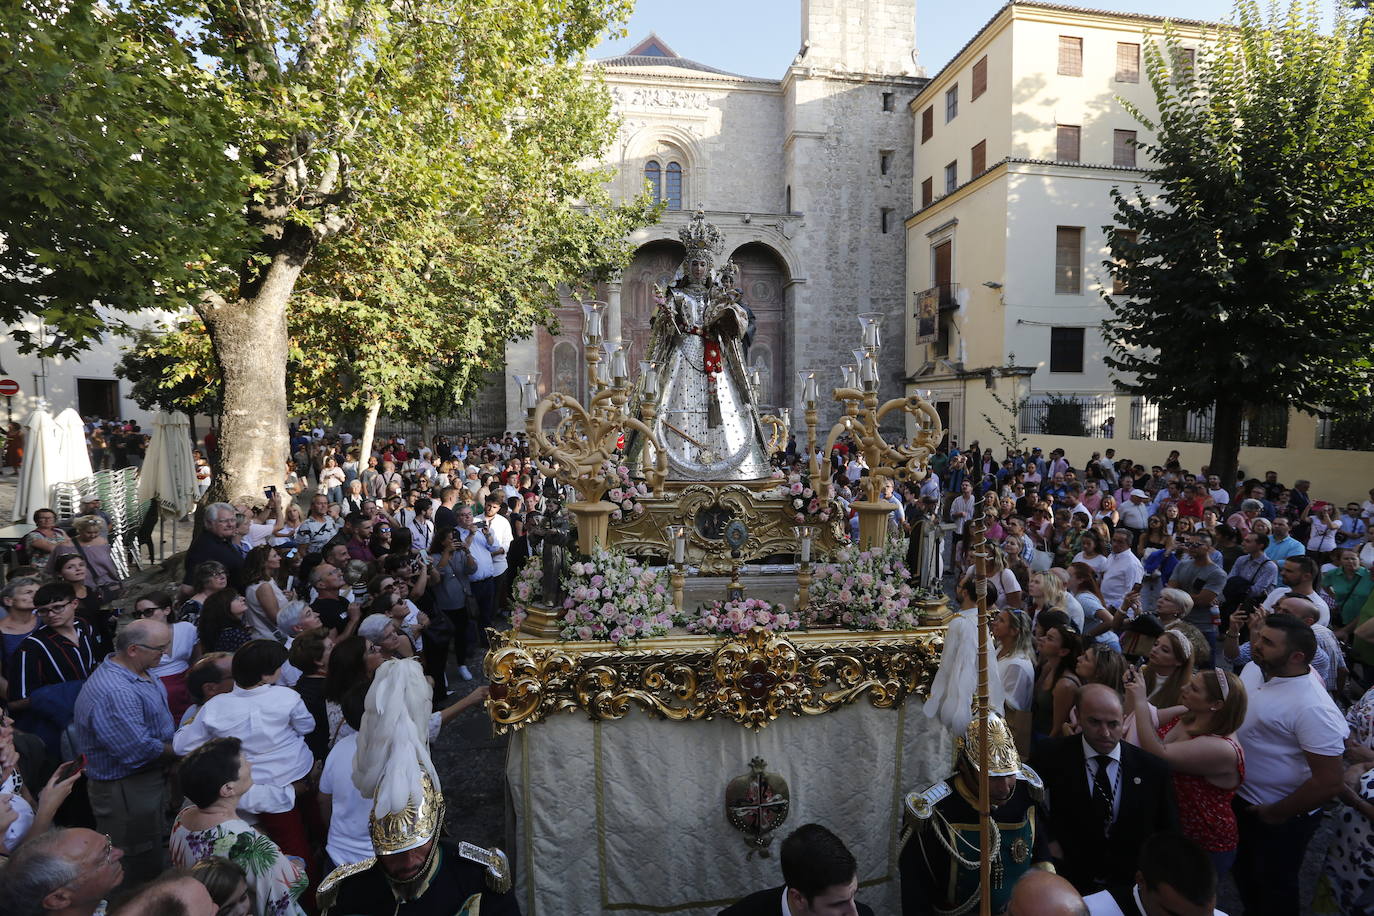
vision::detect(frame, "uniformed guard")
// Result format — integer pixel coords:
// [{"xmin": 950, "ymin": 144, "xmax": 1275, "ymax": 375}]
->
[
  {"xmin": 317, "ymin": 659, "xmax": 519, "ymax": 915},
  {"xmin": 899, "ymin": 713, "xmax": 1051, "ymax": 916}
]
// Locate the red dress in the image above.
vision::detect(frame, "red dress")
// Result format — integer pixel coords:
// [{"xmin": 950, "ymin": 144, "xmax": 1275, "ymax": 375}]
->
[{"xmin": 1157, "ymin": 718, "xmax": 1245, "ymax": 851}]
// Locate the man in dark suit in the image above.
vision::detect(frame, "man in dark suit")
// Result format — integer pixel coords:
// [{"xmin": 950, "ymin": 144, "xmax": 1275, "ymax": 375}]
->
[
  {"xmin": 718, "ymin": 823, "xmax": 874, "ymax": 916},
  {"xmin": 1030, "ymin": 683, "xmax": 1178, "ymax": 895}
]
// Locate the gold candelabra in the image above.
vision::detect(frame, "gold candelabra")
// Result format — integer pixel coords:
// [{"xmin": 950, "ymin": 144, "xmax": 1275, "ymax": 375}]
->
[
  {"xmin": 517, "ymin": 300, "xmax": 668, "ymax": 555},
  {"xmin": 811, "ymin": 313, "xmax": 944, "ymax": 551}
]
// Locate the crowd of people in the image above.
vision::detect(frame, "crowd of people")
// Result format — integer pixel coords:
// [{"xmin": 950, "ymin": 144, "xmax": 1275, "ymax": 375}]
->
[{"xmin": 0, "ymin": 418, "xmax": 1371, "ymax": 914}]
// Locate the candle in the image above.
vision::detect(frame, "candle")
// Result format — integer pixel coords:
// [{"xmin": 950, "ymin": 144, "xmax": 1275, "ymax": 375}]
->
[
  {"xmin": 668, "ymin": 525, "xmax": 686, "ymax": 565},
  {"xmin": 640, "ymin": 361, "xmax": 659, "ymax": 398}
]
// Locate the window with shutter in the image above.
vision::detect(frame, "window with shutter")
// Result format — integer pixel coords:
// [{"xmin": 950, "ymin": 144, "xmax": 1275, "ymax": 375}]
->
[
  {"xmin": 971, "ymin": 140, "xmax": 986, "ymax": 177},
  {"xmin": 1049, "ymin": 327, "xmax": 1086, "ymax": 373},
  {"xmin": 921, "ymin": 178, "xmax": 933, "ymax": 208},
  {"xmin": 1112, "ymin": 230, "xmax": 1138, "ymax": 294},
  {"xmin": 922, "ymin": 107, "xmax": 933, "ymax": 142},
  {"xmin": 1116, "ymin": 42, "xmax": 1140, "ymax": 82},
  {"xmin": 1113, "ymin": 130, "xmax": 1137, "ymax": 168},
  {"xmin": 972, "ymin": 56, "xmax": 988, "ymax": 100},
  {"xmin": 1056, "ymin": 125, "xmax": 1081, "ymax": 162},
  {"xmin": 1058, "ymin": 36, "xmax": 1083, "ymax": 76},
  {"xmin": 1055, "ymin": 227, "xmax": 1083, "ymax": 294}
]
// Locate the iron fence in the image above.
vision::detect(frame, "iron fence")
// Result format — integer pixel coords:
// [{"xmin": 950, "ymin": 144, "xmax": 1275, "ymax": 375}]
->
[
  {"xmin": 1017, "ymin": 393, "xmax": 1116, "ymax": 439},
  {"xmin": 1316, "ymin": 414, "xmax": 1374, "ymax": 452},
  {"xmin": 1130, "ymin": 399, "xmax": 1289, "ymax": 447}
]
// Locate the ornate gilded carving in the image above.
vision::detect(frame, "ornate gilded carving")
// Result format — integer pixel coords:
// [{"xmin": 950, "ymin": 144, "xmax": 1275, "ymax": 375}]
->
[
  {"xmin": 484, "ymin": 626, "xmax": 943, "ymax": 733},
  {"xmin": 606, "ymin": 483, "xmax": 846, "ymax": 574}
]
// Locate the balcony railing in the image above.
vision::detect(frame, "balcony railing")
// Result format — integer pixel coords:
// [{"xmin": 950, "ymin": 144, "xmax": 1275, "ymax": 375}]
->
[{"xmin": 1018, "ymin": 393, "xmax": 1116, "ymax": 439}]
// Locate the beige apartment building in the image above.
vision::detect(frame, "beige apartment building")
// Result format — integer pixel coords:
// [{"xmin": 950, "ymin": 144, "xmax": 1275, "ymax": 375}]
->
[{"xmin": 903, "ymin": 1, "xmax": 1373, "ymax": 502}]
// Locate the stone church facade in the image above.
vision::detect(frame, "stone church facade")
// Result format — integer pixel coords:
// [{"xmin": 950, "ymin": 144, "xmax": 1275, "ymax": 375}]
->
[{"xmin": 502, "ymin": 0, "xmax": 926, "ymax": 433}]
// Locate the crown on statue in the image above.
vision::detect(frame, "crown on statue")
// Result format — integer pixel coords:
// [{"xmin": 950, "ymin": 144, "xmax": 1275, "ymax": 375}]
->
[{"xmin": 679, "ymin": 208, "xmax": 725, "ymax": 258}]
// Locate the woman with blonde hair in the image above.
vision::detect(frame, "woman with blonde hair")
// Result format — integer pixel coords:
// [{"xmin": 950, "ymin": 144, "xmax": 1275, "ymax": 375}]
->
[
  {"xmin": 1126, "ymin": 665, "xmax": 1247, "ymax": 874},
  {"xmin": 993, "ymin": 607, "xmax": 1037, "ymax": 755},
  {"xmin": 1027, "ymin": 569, "xmax": 1082, "ymax": 630},
  {"xmin": 1144, "ymin": 627, "xmax": 1195, "ymax": 708}
]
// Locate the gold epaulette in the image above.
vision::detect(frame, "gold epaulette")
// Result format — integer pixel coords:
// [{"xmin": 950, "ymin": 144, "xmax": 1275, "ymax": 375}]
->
[
  {"xmin": 458, "ymin": 841, "xmax": 512, "ymax": 894},
  {"xmin": 904, "ymin": 780, "xmax": 952, "ymax": 825},
  {"xmin": 316, "ymin": 856, "xmax": 376, "ymax": 914}
]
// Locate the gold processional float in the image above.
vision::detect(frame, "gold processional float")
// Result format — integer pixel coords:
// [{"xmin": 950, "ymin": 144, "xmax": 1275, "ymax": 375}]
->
[{"xmin": 485, "ymin": 210, "xmax": 1003, "ymax": 916}]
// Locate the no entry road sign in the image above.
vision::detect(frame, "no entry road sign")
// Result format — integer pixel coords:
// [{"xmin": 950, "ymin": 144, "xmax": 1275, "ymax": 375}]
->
[{"xmin": 0, "ymin": 378, "xmax": 20, "ymax": 397}]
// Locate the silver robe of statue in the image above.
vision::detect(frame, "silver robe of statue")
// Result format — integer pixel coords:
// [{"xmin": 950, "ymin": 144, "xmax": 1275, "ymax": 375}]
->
[{"xmin": 627, "ymin": 219, "xmax": 771, "ymax": 482}]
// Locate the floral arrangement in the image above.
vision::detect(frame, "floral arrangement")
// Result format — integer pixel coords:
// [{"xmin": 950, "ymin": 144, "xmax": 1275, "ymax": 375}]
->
[
  {"xmin": 765, "ymin": 473, "xmax": 835, "ymax": 525},
  {"xmin": 602, "ymin": 461, "xmax": 649, "ymax": 523},
  {"xmin": 509, "ymin": 560, "xmax": 544, "ymax": 632},
  {"xmin": 807, "ymin": 542, "xmax": 920, "ymax": 631},
  {"xmin": 556, "ymin": 547, "xmax": 674, "ymax": 645},
  {"xmin": 682, "ymin": 597, "xmax": 799, "ymax": 636}
]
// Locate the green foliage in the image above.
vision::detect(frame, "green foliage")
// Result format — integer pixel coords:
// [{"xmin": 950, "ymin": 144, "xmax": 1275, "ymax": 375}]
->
[
  {"xmin": 115, "ymin": 321, "xmax": 221, "ymax": 417},
  {"xmin": 5, "ymin": 0, "xmax": 653, "ymax": 473},
  {"xmin": 0, "ymin": 0, "xmax": 250, "ymax": 355},
  {"xmin": 1103, "ymin": 0, "xmax": 1374, "ymax": 421}
]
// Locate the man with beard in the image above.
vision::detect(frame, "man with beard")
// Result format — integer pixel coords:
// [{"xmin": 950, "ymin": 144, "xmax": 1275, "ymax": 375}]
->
[
  {"xmin": 316, "ymin": 659, "xmax": 518, "ymax": 915},
  {"xmin": 900, "ymin": 713, "xmax": 1052, "ymax": 914},
  {"xmin": 1231, "ymin": 613, "xmax": 1346, "ymax": 916}
]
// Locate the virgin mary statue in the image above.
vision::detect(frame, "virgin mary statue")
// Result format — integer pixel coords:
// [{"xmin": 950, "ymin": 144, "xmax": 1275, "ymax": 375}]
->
[{"xmin": 626, "ymin": 210, "xmax": 772, "ymax": 482}]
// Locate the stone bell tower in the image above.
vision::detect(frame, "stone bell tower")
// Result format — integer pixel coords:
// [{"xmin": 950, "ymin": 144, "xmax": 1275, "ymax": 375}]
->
[
  {"xmin": 800, "ymin": 0, "xmax": 919, "ymax": 77},
  {"xmin": 786, "ymin": 0, "xmax": 922, "ymax": 431}
]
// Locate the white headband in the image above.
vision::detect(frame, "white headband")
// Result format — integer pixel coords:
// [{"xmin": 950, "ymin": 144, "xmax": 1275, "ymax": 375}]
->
[{"xmin": 1213, "ymin": 667, "xmax": 1230, "ymax": 700}]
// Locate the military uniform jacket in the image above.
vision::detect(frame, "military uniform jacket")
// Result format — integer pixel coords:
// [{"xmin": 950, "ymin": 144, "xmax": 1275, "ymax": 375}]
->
[
  {"xmin": 899, "ymin": 777, "xmax": 1049, "ymax": 916},
  {"xmin": 318, "ymin": 842, "xmax": 520, "ymax": 916}
]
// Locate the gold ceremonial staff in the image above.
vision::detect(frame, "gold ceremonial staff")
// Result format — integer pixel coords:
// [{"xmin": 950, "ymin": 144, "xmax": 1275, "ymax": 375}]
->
[{"xmin": 969, "ymin": 507, "xmax": 996, "ymax": 916}]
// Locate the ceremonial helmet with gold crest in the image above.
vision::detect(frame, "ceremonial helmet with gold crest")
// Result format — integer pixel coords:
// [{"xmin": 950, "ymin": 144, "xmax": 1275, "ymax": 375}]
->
[
  {"xmin": 352, "ymin": 659, "xmax": 444, "ymax": 854},
  {"xmin": 956, "ymin": 712, "xmax": 1041, "ymax": 788}
]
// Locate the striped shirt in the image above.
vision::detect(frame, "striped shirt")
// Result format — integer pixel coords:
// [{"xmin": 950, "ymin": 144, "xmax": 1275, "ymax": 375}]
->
[
  {"xmin": 73, "ymin": 658, "xmax": 174, "ymax": 780},
  {"xmin": 12, "ymin": 621, "xmax": 96, "ymax": 700}
]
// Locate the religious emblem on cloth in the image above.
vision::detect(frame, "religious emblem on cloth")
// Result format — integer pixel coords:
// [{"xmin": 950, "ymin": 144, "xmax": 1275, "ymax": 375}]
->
[{"xmin": 725, "ymin": 757, "xmax": 790, "ymax": 855}]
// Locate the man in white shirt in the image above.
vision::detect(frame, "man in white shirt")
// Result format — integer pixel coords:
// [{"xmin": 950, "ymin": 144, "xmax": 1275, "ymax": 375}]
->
[
  {"xmin": 1232, "ymin": 613, "xmax": 1347, "ymax": 916},
  {"xmin": 1260, "ymin": 555, "xmax": 1328, "ymax": 626},
  {"xmin": 1117, "ymin": 489, "xmax": 1151, "ymax": 540},
  {"xmin": 1205, "ymin": 474, "xmax": 1230, "ymax": 509},
  {"xmin": 1100, "ymin": 529, "xmax": 1144, "ymax": 610},
  {"xmin": 1063, "ymin": 484, "xmax": 1093, "ymax": 523},
  {"xmin": 461, "ymin": 504, "xmax": 503, "ymax": 638}
]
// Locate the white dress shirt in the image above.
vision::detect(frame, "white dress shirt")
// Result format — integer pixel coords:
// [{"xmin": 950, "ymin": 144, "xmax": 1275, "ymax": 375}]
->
[
  {"xmin": 173, "ymin": 682, "xmax": 315, "ymax": 814},
  {"xmin": 484, "ymin": 512, "xmax": 512, "ymax": 576},
  {"xmin": 1100, "ymin": 549, "xmax": 1144, "ymax": 609},
  {"xmin": 466, "ymin": 529, "xmax": 497, "ymax": 581},
  {"xmin": 1081, "ymin": 737, "xmax": 1122, "ymax": 823}
]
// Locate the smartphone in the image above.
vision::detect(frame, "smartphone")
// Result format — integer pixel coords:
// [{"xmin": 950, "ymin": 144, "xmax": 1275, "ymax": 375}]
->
[
  {"xmin": 263, "ymin": 485, "xmax": 278, "ymax": 499},
  {"xmin": 57, "ymin": 755, "xmax": 86, "ymax": 780}
]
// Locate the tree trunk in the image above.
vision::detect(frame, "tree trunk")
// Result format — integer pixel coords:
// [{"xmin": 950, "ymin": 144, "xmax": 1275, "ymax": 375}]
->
[
  {"xmin": 1209, "ymin": 398, "xmax": 1244, "ymax": 492},
  {"xmin": 203, "ymin": 285, "xmax": 293, "ymax": 505},
  {"xmin": 357, "ymin": 396, "xmax": 381, "ymax": 475}
]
